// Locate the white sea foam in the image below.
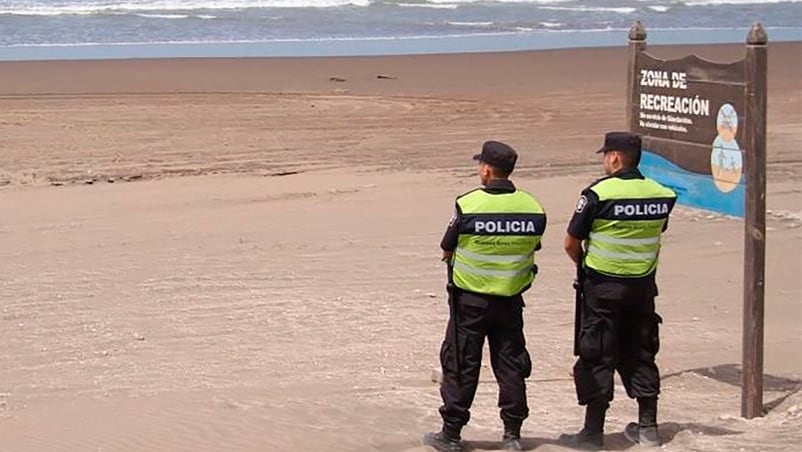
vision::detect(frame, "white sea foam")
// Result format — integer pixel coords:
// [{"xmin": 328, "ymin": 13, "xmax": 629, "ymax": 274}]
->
[
  {"xmin": 445, "ymin": 21, "xmax": 493, "ymax": 27},
  {"xmin": 540, "ymin": 5, "xmax": 637, "ymax": 14},
  {"xmin": 539, "ymin": 21, "xmax": 565, "ymax": 28},
  {"xmin": 682, "ymin": 0, "xmax": 800, "ymax": 5},
  {"xmin": 396, "ymin": 3, "xmax": 458, "ymax": 8},
  {"xmin": 0, "ymin": 0, "xmax": 794, "ymax": 16},
  {"xmin": 0, "ymin": 1, "xmax": 797, "ymax": 58},
  {"xmin": 424, "ymin": 0, "xmax": 573, "ymax": 3},
  {"xmin": 0, "ymin": 0, "xmax": 573, "ymax": 17},
  {"xmin": 0, "ymin": 0, "xmax": 371, "ymax": 16},
  {"xmin": 135, "ymin": 13, "xmax": 190, "ymax": 18}
]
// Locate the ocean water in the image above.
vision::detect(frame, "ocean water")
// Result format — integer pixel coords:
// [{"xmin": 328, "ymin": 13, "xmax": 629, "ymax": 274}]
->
[{"xmin": 0, "ymin": 0, "xmax": 800, "ymax": 59}]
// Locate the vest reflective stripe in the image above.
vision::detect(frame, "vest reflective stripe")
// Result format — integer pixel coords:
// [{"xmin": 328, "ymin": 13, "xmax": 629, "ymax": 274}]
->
[
  {"xmin": 584, "ymin": 177, "xmax": 675, "ymax": 278},
  {"xmin": 587, "ymin": 245, "xmax": 657, "ymax": 261},
  {"xmin": 453, "ymin": 189, "xmax": 545, "ymax": 296},
  {"xmin": 452, "ymin": 260, "xmax": 534, "ymax": 278},
  {"xmin": 455, "ymin": 247, "xmax": 534, "ymax": 264},
  {"xmin": 588, "ymin": 231, "xmax": 660, "ymax": 246}
]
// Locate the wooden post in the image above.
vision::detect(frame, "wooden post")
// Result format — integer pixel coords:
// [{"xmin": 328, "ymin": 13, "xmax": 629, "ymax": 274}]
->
[
  {"xmin": 741, "ymin": 22, "xmax": 768, "ymax": 419},
  {"xmin": 626, "ymin": 21, "xmax": 647, "ymax": 130}
]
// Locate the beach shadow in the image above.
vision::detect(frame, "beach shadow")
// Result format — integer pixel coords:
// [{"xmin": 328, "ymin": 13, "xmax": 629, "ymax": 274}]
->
[
  {"xmin": 462, "ymin": 422, "xmax": 739, "ymax": 451},
  {"xmin": 463, "ymin": 436, "xmax": 552, "ymax": 451},
  {"xmin": 465, "ymin": 433, "xmax": 631, "ymax": 451},
  {"xmin": 405, "ymin": 423, "xmax": 743, "ymax": 451},
  {"xmin": 656, "ymin": 421, "xmax": 741, "ymax": 444},
  {"xmin": 764, "ymin": 386, "xmax": 802, "ymax": 413},
  {"xmin": 663, "ymin": 363, "xmax": 802, "ymax": 414},
  {"xmin": 399, "ymin": 436, "xmax": 555, "ymax": 451},
  {"xmin": 529, "ymin": 423, "xmax": 739, "ymax": 451},
  {"xmin": 664, "ymin": 363, "xmax": 801, "ymax": 392}
]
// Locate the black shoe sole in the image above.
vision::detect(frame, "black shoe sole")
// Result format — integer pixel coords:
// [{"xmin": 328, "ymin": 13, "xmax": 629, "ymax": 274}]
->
[
  {"xmin": 422, "ymin": 432, "xmax": 465, "ymax": 452},
  {"xmin": 624, "ymin": 422, "xmax": 660, "ymax": 448},
  {"xmin": 557, "ymin": 433, "xmax": 603, "ymax": 451}
]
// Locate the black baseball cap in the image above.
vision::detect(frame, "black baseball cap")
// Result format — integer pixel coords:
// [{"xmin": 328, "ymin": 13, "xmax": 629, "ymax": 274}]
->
[
  {"xmin": 473, "ymin": 140, "xmax": 518, "ymax": 173},
  {"xmin": 596, "ymin": 131, "xmax": 642, "ymax": 154}
]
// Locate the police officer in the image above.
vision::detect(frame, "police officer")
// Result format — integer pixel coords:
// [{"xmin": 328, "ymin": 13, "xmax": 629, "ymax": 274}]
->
[
  {"xmin": 423, "ymin": 141, "xmax": 547, "ymax": 452},
  {"xmin": 559, "ymin": 131, "xmax": 676, "ymax": 450}
]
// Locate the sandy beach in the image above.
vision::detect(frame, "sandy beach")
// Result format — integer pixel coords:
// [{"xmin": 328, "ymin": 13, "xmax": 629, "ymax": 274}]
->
[{"xmin": 1, "ymin": 42, "xmax": 800, "ymax": 451}]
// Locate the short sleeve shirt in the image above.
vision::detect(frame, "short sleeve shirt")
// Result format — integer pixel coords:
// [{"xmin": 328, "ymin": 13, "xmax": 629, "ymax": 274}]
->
[{"xmin": 441, "ymin": 179, "xmax": 518, "ymax": 252}]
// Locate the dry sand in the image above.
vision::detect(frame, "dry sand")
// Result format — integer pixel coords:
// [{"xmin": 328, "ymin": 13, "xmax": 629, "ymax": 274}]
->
[{"xmin": 0, "ymin": 43, "xmax": 800, "ymax": 451}]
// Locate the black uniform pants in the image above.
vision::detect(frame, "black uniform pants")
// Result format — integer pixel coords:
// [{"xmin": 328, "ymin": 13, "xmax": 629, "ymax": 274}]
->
[
  {"xmin": 573, "ymin": 280, "xmax": 662, "ymax": 405},
  {"xmin": 438, "ymin": 290, "xmax": 532, "ymax": 428}
]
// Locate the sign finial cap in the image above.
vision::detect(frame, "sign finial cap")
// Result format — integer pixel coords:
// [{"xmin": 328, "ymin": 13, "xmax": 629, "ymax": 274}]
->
[
  {"xmin": 629, "ymin": 21, "xmax": 647, "ymax": 41},
  {"xmin": 747, "ymin": 22, "xmax": 768, "ymax": 45}
]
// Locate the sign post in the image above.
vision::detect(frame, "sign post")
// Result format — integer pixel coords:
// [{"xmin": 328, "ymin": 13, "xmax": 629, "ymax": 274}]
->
[
  {"xmin": 626, "ymin": 21, "xmax": 768, "ymax": 418},
  {"xmin": 742, "ymin": 23, "xmax": 768, "ymax": 419}
]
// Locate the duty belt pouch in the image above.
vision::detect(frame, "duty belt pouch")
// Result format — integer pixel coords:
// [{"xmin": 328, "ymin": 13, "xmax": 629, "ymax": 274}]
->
[
  {"xmin": 518, "ymin": 349, "xmax": 532, "ymax": 379},
  {"xmin": 578, "ymin": 317, "xmax": 605, "ymax": 362}
]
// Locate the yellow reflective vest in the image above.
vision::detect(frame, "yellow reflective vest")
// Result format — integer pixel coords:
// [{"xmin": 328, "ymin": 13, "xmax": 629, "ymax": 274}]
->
[
  {"xmin": 584, "ymin": 177, "xmax": 676, "ymax": 278},
  {"xmin": 452, "ymin": 188, "xmax": 546, "ymax": 296}
]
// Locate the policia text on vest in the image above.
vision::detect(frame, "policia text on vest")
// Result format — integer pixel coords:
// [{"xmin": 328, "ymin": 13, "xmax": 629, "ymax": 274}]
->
[
  {"xmin": 611, "ymin": 201, "xmax": 670, "ymax": 217},
  {"xmin": 472, "ymin": 219, "xmax": 540, "ymax": 234}
]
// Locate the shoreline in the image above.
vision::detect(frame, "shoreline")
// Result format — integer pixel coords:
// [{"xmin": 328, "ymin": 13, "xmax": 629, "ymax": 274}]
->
[
  {"xmin": 2, "ymin": 42, "xmax": 800, "ymax": 97},
  {"xmin": 1, "ymin": 27, "xmax": 800, "ymax": 62}
]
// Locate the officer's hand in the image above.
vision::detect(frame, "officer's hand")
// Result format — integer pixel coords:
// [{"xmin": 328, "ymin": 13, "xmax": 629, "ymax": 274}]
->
[{"xmin": 441, "ymin": 250, "xmax": 453, "ymax": 262}]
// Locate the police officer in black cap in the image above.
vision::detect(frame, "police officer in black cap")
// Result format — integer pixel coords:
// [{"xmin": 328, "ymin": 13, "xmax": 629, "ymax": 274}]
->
[
  {"xmin": 423, "ymin": 141, "xmax": 547, "ymax": 452},
  {"xmin": 559, "ymin": 131, "xmax": 676, "ymax": 450}
]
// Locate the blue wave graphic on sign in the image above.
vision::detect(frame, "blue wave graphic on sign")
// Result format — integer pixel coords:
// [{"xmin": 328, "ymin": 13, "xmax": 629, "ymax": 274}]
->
[{"xmin": 640, "ymin": 150, "xmax": 744, "ymax": 217}]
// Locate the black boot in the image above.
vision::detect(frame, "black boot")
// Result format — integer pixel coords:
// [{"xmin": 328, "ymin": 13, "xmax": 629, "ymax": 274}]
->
[
  {"xmin": 502, "ymin": 420, "xmax": 523, "ymax": 451},
  {"xmin": 624, "ymin": 397, "xmax": 660, "ymax": 447},
  {"xmin": 558, "ymin": 401, "xmax": 607, "ymax": 450},
  {"xmin": 423, "ymin": 423, "xmax": 465, "ymax": 452}
]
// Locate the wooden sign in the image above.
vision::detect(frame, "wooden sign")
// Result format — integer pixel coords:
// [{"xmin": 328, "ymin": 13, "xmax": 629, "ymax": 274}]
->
[
  {"xmin": 625, "ymin": 21, "xmax": 768, "ymax": 419},
  {"xmin": 627, "ymin": 25, "xmax": 755, "ymax": 217}
]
